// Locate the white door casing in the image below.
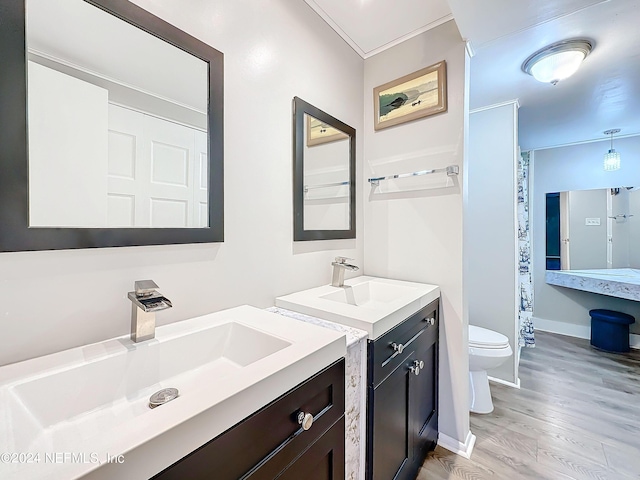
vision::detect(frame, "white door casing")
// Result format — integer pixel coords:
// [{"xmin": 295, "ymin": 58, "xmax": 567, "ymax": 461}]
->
[{"xmin": 560, "ymin": 191, "xmax": 570, "ymax": 270}]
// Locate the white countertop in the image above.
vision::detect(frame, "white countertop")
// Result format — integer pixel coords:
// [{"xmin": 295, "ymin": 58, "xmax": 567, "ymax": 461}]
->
[
  {"xmin": 275, "ymin": 276, "xmax": 440, "ymax": 339},
  {"xmin": 0, "ymin": 305, "xmax": 346, "ymax": 480},
  {"xmin": 546, "ymin": 268, "xmax": 640, "ymax": 301}
]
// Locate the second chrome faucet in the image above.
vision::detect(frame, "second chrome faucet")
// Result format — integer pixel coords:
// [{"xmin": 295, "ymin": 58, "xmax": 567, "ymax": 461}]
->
[{"xmin": 331, "ymin": 257, "xmax": 359, "ymax": 287}]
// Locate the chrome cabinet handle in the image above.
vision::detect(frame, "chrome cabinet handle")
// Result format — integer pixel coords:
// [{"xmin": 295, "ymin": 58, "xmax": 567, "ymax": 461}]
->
[
  {"xmin": 414, "ymin": 359, "xmax": 424, "ymax": 370},
  {"xmin": 392, "ymin": 342, "xmax": 404, "ymax": 354},
  {"xmin": 297, "ymin": 411, "xmax": 314, "ymax": 431},
  {"xmin": 425, "ymin": 317, "xmax": 435, "ymax": 326}
]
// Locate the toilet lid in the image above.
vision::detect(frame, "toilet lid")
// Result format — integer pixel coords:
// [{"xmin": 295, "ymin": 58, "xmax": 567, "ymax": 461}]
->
[{"xmin": 469, "ymin": 325, "xmax": 509, "ymax": 348}]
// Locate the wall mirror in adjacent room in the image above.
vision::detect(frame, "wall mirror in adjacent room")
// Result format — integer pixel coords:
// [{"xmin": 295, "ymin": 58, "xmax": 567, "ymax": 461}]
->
[
  {"xmin": 292, "ymin": 97, "xmax": 355, "ymax": 241},
  {"xmin": 545, "ymin": 187, "xmax": 640, "ymax": 270},
  {"xmin": 0, "ymin": 0, "xmax": 223, "ymax": 251}
]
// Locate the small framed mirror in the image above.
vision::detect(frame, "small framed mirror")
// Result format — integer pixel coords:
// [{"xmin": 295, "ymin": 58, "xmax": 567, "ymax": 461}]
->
[
  {"xmin": 0, "ymin": 0, "xmax": 223, "ymax": 251},
  {"xmin": 292, "ymin": 97, "xmax": 356, "ymax": 241}
]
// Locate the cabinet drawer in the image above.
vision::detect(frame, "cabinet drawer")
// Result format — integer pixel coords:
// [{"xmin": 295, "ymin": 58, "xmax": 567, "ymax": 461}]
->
[
  {"xmin": 153, "ymin": 358, "xmax": 345, "ymax": 480},
  {"xmin": 369, "ymin": 300, "xmax": 438, "ymax": 387},
  {"xmin": 260, "ymin": 416, "xmax": 345, "ymax": 480}
]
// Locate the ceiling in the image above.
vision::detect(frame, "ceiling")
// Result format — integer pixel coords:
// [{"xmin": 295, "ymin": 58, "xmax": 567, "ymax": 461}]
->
[
  {"xmin": 306, "ymin": 0, "xmax": 640, "ymax": 150},
  {"xmin": 303, "ymin": 0, "xmax": 453, "ymax": 58},
  {"xmin": 28, "ymin": 0, "xmax": 207, "ymax": 125},
  {"xmin": 452, "ymin": 0, "xmax": 640, "ymax": 150}
]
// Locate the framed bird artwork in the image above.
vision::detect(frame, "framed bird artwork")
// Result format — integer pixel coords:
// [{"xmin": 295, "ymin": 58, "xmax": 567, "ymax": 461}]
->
[{"xmin": 373, "ymin": 61, "xmax": 447, "ymax": 131}]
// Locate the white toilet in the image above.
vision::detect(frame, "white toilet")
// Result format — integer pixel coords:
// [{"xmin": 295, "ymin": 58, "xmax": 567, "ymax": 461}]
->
[{"xmin": 468, "ymin": 325, "xmax": 512, "ymax": 414}]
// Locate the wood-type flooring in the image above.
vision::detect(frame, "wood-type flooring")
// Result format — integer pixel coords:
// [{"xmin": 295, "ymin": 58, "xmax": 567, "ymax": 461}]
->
[{"xmin": 418, "ymin": 331, "xmax": 640, "ymax": 480}]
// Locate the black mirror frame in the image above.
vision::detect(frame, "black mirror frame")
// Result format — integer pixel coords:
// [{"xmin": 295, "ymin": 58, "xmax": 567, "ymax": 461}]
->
[
  {"xmin": 292, "ymin": 97, "xmax": 356, "ymax": 241},
  {"xmin": 0, "ymin": 0, "xmax": 224, "ymax": 252}
]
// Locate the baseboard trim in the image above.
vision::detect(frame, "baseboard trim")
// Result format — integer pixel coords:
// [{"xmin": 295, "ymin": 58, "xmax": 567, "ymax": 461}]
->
[
  {"xmin": 534, "ymin": 316, "xmax": 640, "ymax": 350},
  {"xmin": 438, "ymin": 430, "xmax": 476, "ymax": 459},
  {"xmin": 488, "ymin": 376, "xmax": 521, "ymax": 389}
]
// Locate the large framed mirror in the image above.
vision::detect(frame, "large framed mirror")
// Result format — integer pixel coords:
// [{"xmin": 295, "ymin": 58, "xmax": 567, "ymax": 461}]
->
[
  {"xmin": 292, "ymin": 97, "xmax": 356, "ymax": 241},
  {"xmin": 545, "ymin": 187, "xmax": 640, "ymax": 270},
  {"xmin": 0, "ymin": 0, "xmax": 223, "ymax": 252}
]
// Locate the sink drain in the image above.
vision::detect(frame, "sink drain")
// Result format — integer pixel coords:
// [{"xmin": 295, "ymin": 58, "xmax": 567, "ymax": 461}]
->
[{"xmin": 149, "ymin": 388, "xmax": 179, "ymax": 409}]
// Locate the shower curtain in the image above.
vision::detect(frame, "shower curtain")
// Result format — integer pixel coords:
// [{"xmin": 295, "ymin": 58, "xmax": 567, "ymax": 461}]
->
[{"xmin": 518, "ymin": 151, "xmax": 535, "ymax": 347}]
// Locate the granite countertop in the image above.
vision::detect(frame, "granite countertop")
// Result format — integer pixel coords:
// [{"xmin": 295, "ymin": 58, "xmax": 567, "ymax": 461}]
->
[{"xmin": 546, "ymin": 268, "xmax": 640, "ymax": 302}]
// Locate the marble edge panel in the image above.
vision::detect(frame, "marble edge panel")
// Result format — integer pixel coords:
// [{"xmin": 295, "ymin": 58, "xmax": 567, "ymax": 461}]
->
[{"xmin": 266, "ymin": 307, "xmax": 368, "ymax": 346}]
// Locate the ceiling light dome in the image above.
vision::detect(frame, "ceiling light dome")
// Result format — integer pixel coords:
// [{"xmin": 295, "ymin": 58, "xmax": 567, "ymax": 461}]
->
[{"xmin": 522, "ymin": 39, "xmax": 593, "ymax": 85}]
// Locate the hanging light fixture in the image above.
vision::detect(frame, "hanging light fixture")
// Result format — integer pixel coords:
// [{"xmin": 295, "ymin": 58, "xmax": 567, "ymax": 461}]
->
[
  {"xmin": 522, "ymin": 39, "xmax": 593, "ymax": 85},
  {"xmin": 603, "ymin": 129, "xmax": 621, "ymax": 171}
]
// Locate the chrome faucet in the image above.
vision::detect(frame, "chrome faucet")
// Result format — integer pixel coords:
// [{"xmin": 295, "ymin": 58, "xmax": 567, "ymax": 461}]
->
[
  {"xmin": 331, "ymin": 257, "xmax": 359, "ymax": 287},
  {"xmin": 128, "ymin": 280, "xmax": 172, "ymax": 343}
]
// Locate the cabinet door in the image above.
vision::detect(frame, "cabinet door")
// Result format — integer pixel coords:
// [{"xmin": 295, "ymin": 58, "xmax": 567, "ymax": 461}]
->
[
  {"xmin": 366, "ymin": 300, "xmax": 439, "ymax": 480},
  {"xmin": 370, "ymin": 353, "xmax": 412, "ymax": 480},
  {"xmin": 276, "ymin": 417, "xmax": 345, "ymax": 480},
  {"xmin": 409, "ymin": 328, "xmax": 438, "ymax": 464},
  {"xmin": 152, "ymin": 359, "xmax": 344, "ymax": 480}
]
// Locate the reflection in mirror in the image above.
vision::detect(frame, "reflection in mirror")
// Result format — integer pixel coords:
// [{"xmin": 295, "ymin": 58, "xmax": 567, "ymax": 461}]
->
[
  {"xmin": 27, "ymin": 0, "xmax": 208, "ymax": 228},
  {"xmin": 546, "ymin": 187, "xmax": 640, "ymax": 270},
  {"xmin": 303, "ymin": 114, "xmax": 350, "ymax": 231},
  {"xmin": 293, "ymin": 97, "xmax": 355, "ymax": 241},
  {"xmin": 0, "ymin": 0, "xmax": 223, "ymax": 251}
]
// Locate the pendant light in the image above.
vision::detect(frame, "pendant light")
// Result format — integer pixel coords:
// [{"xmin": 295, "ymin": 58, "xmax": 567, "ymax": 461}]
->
[
  {"xmin": 522, "ymin": 39, "xmax": 593, "ymax": 85},
  {"xmin": 603, "ymin": 129, "xmax": 621, "ymax": 171}
]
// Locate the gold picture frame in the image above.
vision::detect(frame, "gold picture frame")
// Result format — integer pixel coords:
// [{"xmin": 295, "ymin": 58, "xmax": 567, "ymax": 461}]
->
[
  {"xmin": 306, "ymin": 114, "xmax": 349, "ymax": 146},
  {"xmin": 373, "ymin": 61, "xmax": 447, "ymax": 131}
]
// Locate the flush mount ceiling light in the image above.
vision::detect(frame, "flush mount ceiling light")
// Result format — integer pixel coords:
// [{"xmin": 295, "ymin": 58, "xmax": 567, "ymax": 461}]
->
[
  {"xmin": 522, "ymin": 39, "xmax": 593, "ymax": 85},
  {"xmin": 603, "ymin": 129, "xmax": 621, "ymax": 171}
]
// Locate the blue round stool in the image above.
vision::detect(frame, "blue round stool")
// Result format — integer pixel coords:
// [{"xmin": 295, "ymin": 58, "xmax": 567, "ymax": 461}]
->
[{"xmin": 589, "ymin": 309, "xmax": 635, "ymax": 353}]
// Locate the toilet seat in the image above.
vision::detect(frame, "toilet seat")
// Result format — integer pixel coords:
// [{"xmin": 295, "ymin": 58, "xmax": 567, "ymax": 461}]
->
[
  {"xmin": 469, "ymin": 325, "xmax": 509, "ymax": 349},
  {"xmin": 468, "ymin": 325, "xmax": 513, "ymax": 414},
  {"xmin": 468, "ymin": 325, "xmax": 513, "ymax": 366}
]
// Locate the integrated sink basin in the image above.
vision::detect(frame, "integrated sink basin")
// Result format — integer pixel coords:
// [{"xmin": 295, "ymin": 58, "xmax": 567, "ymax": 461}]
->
[
  {"xmin": 320, "ymin": 280, "xmax": 418, "ymax": 306},
  {"xmin": 10, "ymin": 322, "xmax": 290, "ymax": 433},
  {"xmin": 0, "ymin": 306, "xmax": 345, "ymax": 480},
  {"xmin": 276, "ymin": 276, "xmax": 440, "ymax": 339}
]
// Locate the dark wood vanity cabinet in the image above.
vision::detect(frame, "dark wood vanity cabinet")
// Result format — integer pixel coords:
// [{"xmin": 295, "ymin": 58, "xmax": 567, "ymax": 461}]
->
[
  {"xmin": 366, "ymin": 300, "xmax": 439, "ymax": 480},
  {"xmin": 153, "ymin": 359, "xmax": 345, "ymax": 480}
]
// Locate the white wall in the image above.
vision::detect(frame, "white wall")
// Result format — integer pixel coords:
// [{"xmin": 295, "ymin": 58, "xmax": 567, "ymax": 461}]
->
[
  {"xmin": 567, "ymin": 189, "xmax": 608, "ymax": 269},
  {"xmin": 0, "ymin": 0, "xmax": 364, "ymax": 366},
  {"xmin": 363, "ymin": 21, "xmax": 469, "ymax": 446},
  {"xmin": 630, "ymin": 190, "xmax": 640, "ymax": 267},
  {"xmin": 532, "ymin": 136, "xmax": 640, "ymax": 336},
  {"xmin": 468, "ymin": 102, "xmax": 518, "ymax": 384},
  {"xmin": 611, "ymin": 188, "xmax": 630, "ymax": 268},
  {"xmin": 28, "ymin": 61, "xmax": 109, "ymax": 227}
]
